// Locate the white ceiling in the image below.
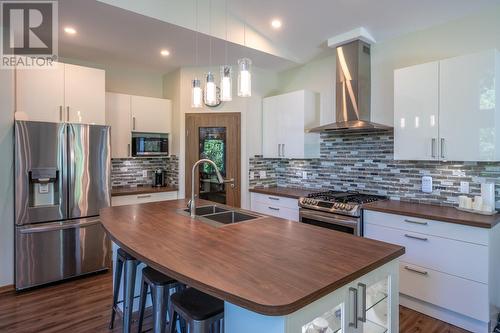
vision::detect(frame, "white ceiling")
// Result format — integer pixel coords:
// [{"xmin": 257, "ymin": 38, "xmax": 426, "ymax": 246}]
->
[{"xmin": 58, "ymin": 0, "xmax": 499, "ymax": 73}]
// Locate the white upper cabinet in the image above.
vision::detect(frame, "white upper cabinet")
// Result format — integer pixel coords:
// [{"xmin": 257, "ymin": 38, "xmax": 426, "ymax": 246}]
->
[
  {"xmin": 262, "ymin": 90, "xmax": 319, "ymax": 159},
  {"xmin": 394, "ymin": 50, "xmax": 500, "ymax": 161},
  {"xmin": 64, "ymin": 64, "xmax": 105, "ymax": 125},
  {"xmin": 439, "ymin": 50, "xmax": 499, "ymax": 161},
  {"xmin": 130, "ymin": 95, "xmax": 172, "ymax": 133},
  {"xmin": 106, "ymin": 93, "xmax": 131, "ymax": 158},
  {"xmin": 16, "ymin": 64, "xmax": 65, "ymax": 123},
  {"xmin": 394, "ymin": 62, "xmax": 439, "ymax": 160},
  {"xmin": 15, "ymin": 62, "xmax": 105, "ymax": 125}
]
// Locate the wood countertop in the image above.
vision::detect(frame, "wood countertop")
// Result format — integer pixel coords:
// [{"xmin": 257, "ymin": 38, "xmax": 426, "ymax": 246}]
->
[
  {"xmin": 111, "ymin": 185, "xmax": 178, "ymax": 197},
  {"xmin": 249, "ymin": 186, "xmax": 317, "ymax": 199},
  {"xmin": 363, "ymin": 200, "xmax": 499, "ymax": 229},
  {"xmin": 100, "ymin": 199, "xmax": 404, "ymax": 316}
]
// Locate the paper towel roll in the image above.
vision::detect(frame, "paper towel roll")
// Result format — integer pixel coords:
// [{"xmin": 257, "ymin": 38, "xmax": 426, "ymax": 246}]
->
[{"xmin": 481, "ymin": 183, "xmax": 495, "ymax": 213}]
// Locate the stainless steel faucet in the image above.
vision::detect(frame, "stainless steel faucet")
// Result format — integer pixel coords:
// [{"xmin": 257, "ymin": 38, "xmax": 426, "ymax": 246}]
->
[{"xmin": 189, "ymin": 159, "xmax": 225, "ymax": 218}]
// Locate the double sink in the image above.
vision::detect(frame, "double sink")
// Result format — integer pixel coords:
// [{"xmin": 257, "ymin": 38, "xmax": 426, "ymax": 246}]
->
[{"xmin": 180, "ymin": 205, "xmax": 262, "ymax": 227}]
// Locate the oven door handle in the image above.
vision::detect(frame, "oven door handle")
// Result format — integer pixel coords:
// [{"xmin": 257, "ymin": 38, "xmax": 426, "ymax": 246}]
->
[{"xmin": 300, "ymin": 210, "xmax": 359, "ymax": 227}]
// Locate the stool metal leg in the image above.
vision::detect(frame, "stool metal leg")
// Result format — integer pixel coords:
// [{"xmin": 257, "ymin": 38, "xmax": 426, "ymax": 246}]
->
[
  {"xmin": 137, "ymin": 276, "xmax": 148, "ymax": 333},
  {"xmin": 123, "ymin": 259, "xmax": 137, "ymax": 333},
  {"xmin": 190, "ymin": 319, "xmax": 211, "ymax": 333},
  {"xmin": 152, "ymin": 285, "xmax": 168, "ymax": 333},
  {"xmin": 109, "ymin": 255, "xmax": 124, "ymax": 329}
]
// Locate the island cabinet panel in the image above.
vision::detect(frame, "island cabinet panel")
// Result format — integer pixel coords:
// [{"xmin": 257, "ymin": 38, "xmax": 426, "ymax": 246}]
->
[
  {"xmin": 364, "ymin": 209, "xmax": 499, "ymax": 333},
  {"xmin": 111, "ymin": 191, "xmax": 178, "ymax": 206},
  {"xmin": 250, "ymin": 192, "xmax": 299, "ymax": 221}
]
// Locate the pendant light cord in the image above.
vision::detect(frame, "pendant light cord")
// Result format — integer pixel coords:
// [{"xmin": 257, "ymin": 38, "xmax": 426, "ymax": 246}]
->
[
  {"xmin": 195, "ymin": 0, "xmax": 199, "ymax": 67},
  {"xmin": 209, "ymin": 0, "xmax": 212, "ymax": 68},
  {"xmin": 225, "ymin": 0, "xmax": 228, "ymax": 64}
]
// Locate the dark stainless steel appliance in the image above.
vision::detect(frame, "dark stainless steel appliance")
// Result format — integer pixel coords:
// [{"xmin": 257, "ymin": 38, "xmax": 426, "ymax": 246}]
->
[
  {"xmin": 15, "ymin": 121, "xmax": 111, "ymax": 290},
  {"xmin": 299, "ymin": 191, "xmax": 386, "ymax": 236},
  {"xmin": 132, "ymin": 132, "xmax": 168, "ymax": 157},
  {"xmin": 154, "ymin": 168, "xmax": 167, "ymax": 187}
]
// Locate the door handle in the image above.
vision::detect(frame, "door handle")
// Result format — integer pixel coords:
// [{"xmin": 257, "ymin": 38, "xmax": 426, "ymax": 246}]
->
[
  {"xmin": 59, "ymin": 106, "xmax": 63, "ymax": 122},
  {"xmin": 128, "ymin": 143, "xmax": 131, "ymax": 157},
  {"xmin": 133, "ymin": 117, "xmax": 136, "ymax": 131},
  {"xmin": 20, "ymin": 219, "xmax": 101, "ymax": 233},
  {"xmin": 404, "ymin": 265, "xmax": 429, "ymax": 276},
  {"xmin": 66, "ymin": 106, "xmax": 70, "ymax": 122},
  {"xmin": 348, "ymin": 287, "xmax": 358, "ymax": 328},
  {"xmin": 431, "ymin": 138, "xmax": 436, "ymax": 158},
  {"xmin": 404, "ymin": 234, "xmax": 428, "ymax": 241},
  {"xmin": 137, "ymin": 194, "xmax": 152, "ymax": 199},
  {"xmin": 282, "ymin": 144, "xmax": 285, "ymax": 157},
  {"xmin": 268, "ymin": 196, "xmax": 280, "ymax": 201},
  {"xmin": 268, "ymin": 207, "xmax": 280, "ymax": 211},
  {"xmin": 358, "ymin": 283, "xmax": 367, "ymax": 323},
  {"xmin": 223, "ymin": 178, "xmax": 235, "ymax": 188},
  {"xmin": 404, "ymin": 219, "xmax": 428, "ymax": 226},
  {"xmin": 278, "ymin": 143, "xmax": 281, "ymax": 157},
  {"xmin": 440, "ymin": 138, "xmax": 445, "ymax": 159}
]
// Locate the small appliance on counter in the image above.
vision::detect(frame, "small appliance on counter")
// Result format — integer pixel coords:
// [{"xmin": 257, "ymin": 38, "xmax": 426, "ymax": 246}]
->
[
  {"xmin": 457, "ymin": 182, "xmax": 497, "ymax": 215},
  {"xmin": 154, "ymin": 168, "xmax": 167, "ymax": 187}
]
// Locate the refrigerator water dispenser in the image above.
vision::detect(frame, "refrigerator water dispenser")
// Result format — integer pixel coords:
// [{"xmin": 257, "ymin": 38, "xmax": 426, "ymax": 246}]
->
[{"xmin": 29, "ymin": 168, "xmax": 59, "ymax": 207}]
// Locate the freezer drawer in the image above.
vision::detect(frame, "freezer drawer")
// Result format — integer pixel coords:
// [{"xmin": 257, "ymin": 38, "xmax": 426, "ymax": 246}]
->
[{"xmin": 15, "ymin": 218, "xmax": 111, "ymax": 290}]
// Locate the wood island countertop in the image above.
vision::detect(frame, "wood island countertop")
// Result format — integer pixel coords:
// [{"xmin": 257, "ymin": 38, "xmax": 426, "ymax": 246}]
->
[
  {"xmin": 100, "ymin": 199, "xmax": 404, "ymax": 316},
  {"xmin": 111, "ymin": 185, "xmax": 178, "ymax": 197},
  {"xmin": 363, "ymin": 200, "xmax": 500, "ymax": 229}
]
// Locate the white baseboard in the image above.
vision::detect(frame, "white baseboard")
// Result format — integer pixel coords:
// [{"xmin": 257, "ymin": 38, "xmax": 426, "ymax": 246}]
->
[{"xmin": 400, "ymin": 293, "xmax": 491, "ymax": 333}]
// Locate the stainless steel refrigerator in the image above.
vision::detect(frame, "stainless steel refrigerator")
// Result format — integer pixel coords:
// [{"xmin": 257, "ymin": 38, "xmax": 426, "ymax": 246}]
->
[{"xmin": 14, "ymin": 120, "xmax": 112, "ymax": 290}]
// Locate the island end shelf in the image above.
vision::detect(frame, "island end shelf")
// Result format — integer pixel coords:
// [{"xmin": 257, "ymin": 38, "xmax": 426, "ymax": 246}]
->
[{"xmin": 100, "ymin": 199, "xmax": 404, "ymax": 333}]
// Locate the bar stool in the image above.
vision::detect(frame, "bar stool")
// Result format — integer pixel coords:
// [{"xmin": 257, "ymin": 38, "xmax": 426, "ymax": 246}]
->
[
  {"xmin": 109, "ymin": 248, "xmax": 140, "ymax": 333},
  {"xmin": 137, "ymin": 267, "xmax": 183, "ymax": 333},
  {"xmin": 169, "ymin": 287, "xmax": 224, "ymax": 333}
]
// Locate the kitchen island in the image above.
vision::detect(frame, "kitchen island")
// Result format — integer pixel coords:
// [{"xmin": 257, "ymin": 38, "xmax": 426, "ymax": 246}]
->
[{"xmin": 100, "ymin": 199, "xmax": 404, "ymax": 333}]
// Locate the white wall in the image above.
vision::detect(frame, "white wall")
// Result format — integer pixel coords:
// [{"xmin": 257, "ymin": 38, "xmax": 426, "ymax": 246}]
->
[
  {"xmin": 164, "ymin": 66, "xmax": 279, "ymax": 208},
  {"xmin": 0, "ymin": 68, "xmax": 15, "ymax": 287},
  {"xmin": 276, "ymin": 4, "xmax": 500, "ymax": 127}
]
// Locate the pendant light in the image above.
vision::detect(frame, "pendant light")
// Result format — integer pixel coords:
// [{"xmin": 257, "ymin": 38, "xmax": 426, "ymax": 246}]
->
[
  {"xmin": 191, "ymin": 0, "xmax": 202, "ymax": 108},
  {"xmin": 237, "ymin": 24, "xmax": 252, "ymax": 97},
  {"xmin": 205, "ymin": 0, "xmax": 217, "ymax": 106},
  {"xmin": 220, "ymin": 0, "xmax": 232, "ymax": 101}
]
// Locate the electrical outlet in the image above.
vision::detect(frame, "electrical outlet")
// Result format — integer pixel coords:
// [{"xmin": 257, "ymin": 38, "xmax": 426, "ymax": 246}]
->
[
  {"xmin": 421, "ymin": 176, "xmax": 433, "ymax": 193},
  {"xmin": 302, "ymin": 171, "xmax": 308, "ymax": 180},
  {"xmin": 142, "ymin": 170, "xmax": 148, "ymax": 178},
  {"xmin": 259, "ymin": 170, "xmax": 266, "ymax": 179},
  {"xmin": 460, "ymin": 181, "xmax": 470, "ymax": 194},
  {"xmin": 249, "ymin": 171, "xmax": 255, "ymax": 180}
]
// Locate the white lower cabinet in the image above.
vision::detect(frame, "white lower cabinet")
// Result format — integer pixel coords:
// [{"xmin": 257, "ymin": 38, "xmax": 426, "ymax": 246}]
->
[
  {"xmin": 249, "ymin": 192, "xmax": 299, "ymax": 221},
  {"xmin": 112, "ymin": 191, "xmax": 178, "ymax": 207},
  {"xmin": 364, "ymin": 210, "xmax": 499, "ymax": 333}
]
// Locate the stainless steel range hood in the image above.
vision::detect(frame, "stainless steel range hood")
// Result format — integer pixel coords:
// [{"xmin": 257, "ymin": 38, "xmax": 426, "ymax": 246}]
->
[{"xmin": 309, "ymin": 40, "xmax": 392, "ymax": 132}]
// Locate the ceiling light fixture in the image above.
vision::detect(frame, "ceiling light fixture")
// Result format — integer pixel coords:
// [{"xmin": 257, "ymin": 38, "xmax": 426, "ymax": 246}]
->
[
  {"xmin": 64, "ymin": 27, "xmax": 77, "ymax": 35},
  {"xmin": 160, "ymin": 49, "xmax": 170, "ymax": 57},
  {"xmin": 191, "ymin": 0, "xmax": 202, "ymax": 108},
  {"xmin": 271, "ymin": 19, "xmax": 282, "ymax": 29},
  {"xmin": 220, "ymin": 0, "xmax": 232, "ymax": 102},
  {"xmin": 237, "ymin": 24, "xmax": 252, "ymax": 97}
]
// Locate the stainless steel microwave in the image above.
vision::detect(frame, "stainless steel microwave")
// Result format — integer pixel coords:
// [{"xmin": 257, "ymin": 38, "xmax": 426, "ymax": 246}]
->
[{"xmin": 131, "ymin": 133, "xmax": 169, "ymax": 157}]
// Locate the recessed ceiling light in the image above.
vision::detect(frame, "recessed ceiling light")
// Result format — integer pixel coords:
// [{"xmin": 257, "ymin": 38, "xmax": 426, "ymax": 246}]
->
[
  {"xmin": 64, "ymin": 27, "xmax": 77, "ymax": 35},
  {"xmin": 271, "ymin": 19, "xmax": 282, "ymax": 29},
  {"xmin": 160, "ymin": 49, "xmax": 170, "ymax": 57}
]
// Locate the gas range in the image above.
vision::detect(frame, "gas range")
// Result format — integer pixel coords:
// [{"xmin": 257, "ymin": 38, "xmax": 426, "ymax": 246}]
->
[{"xmin": 299, "ymin": 191, "xmax": 387, "ymax": 217}]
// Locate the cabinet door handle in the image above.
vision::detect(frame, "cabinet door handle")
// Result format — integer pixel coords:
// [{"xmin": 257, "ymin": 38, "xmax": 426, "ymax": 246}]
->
[
  {"xmin": 357, "ymin": 283, "xmax": 367, "ymax": 323},
  {"xmin": 404, "ymin": 219, "xmax": 428, "ymax": 226},
  {"xmin": 133, "ymin": 117, "xmax": 136, "ymax": 131},
  {"xmin": 440, "ymin": 138, "xmax": 445, "ymax": 159},
  {"xmin": 59, "ymin": 106, "xmax": 63, "ymax": 122},
  {"xmin": 268, "ymin": 207, "xmax": 280, "ymax": 211},
  {"xmin": 282, "ymin": 144, "xmax": 285, "ymax": 157},
  {"xmin": 404, "ymin": 234, "xmax": 428, "ymax": 241},
  {"xmin": 66, "ymin": 106, "xmax": 70, "ymax": 122},
  {"xmin": 137, "ymin": 194, "xmax": 151, "ymax": 199},
  {"xmin": 268, "ymin": 197, "xmax": 280, "ymax": 201},
  {"xmin": 348, "ymin": 287, "xmax": 358, "ymax": 328},
  {"xmin": 404, "ymin": 265, "xmax": 428, "ymax": 276},
  {"xmin": 431, "ymin": 138, "xmax": 436, "ymax": 158},
  {"xmin": 128, "ymin": 143, "xmax": 131, "ymax": 157},
  {"xmin": 277, "ymin": 144, "xmax": 281, "ymax": 157}
]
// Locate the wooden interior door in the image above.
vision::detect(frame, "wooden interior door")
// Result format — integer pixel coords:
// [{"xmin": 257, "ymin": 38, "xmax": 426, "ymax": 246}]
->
[{"xmin": 185, "ymin": 113, "xmax": 241, "ymax": 208}]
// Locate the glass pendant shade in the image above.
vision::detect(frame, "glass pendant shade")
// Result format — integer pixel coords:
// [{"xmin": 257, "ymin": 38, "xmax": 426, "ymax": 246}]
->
[
  {"xmin": 220, "ymin": 65, "xmax": 232, "ymax": 101},
  {"xmin": 205, "ymin": 72, "xmax": 217, "ymax": 106},
  {"xmin": 237, "ymin": 58, "xmax": 252, "ymax": 97},
  {"xmin": 191, "ymin": 79, "xmax": 202, "ymax": 108}
]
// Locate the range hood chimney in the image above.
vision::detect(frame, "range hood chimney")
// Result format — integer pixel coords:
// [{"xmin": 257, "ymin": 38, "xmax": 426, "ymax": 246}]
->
[{"xmin": 309, "ymin": 39, "xmax": 392, "ymax": 132}]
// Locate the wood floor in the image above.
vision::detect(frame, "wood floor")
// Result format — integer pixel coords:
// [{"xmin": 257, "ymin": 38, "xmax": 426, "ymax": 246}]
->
[{"xmin": 0, "ymin": 272, "xmax": 470, "ymax": 333}]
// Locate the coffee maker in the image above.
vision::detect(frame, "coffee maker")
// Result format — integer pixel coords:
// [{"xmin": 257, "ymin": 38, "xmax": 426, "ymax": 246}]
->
[{"xmin": 154, "ymin": 169, "xmax": 167, "ymax": 187}]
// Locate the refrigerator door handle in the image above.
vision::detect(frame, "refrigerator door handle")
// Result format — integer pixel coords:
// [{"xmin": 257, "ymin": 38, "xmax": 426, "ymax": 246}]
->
[{"xmin": 19, "ymin": 219, "xmax": 101, "ymax": 234}]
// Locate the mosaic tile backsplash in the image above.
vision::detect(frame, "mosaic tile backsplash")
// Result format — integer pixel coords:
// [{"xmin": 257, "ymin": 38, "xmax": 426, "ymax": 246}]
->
[
  {"xmin": 249, "ymin": 130, "xmax": 500, "ymax": 207},
  {"xmin": 111, "ymin": 156, "xmax": 179, "ymax": 188}
]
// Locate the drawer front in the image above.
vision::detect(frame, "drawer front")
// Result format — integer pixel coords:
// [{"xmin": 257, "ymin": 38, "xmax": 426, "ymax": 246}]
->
[
  {"xmin": 365, "ymin": 223, "xmax": 488, "ymax": 283},
  {"xmin": 112, "ymin": 191, "xmax": 178, "ymax": 207},
  {"xmin": 399, "ymin": 262, "xmax": 488, "ymax": 321},
  {"xmin": 363, "ymin": 210, "xmax": 488, "ymax": 245},
  {"xmin": 250, "ymin": 200, "xmax": 299, "ymax": 221},
  {"xmin": 250, "ymin": 192, "xmax": 299, "ymax": 210}
]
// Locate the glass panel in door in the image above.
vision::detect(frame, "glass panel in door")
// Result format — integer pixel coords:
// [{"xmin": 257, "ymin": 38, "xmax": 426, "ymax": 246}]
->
[
  {"xmin": 302, "ymin": 303, "xmax": 343, "ymax": 333},
  {"xmin": 360, "ymin": 277, "xmax": 389, "ymax": 333},
  {"xmin": 199, "ymin": 127, "xmax": 226, "ymax": 204}
]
